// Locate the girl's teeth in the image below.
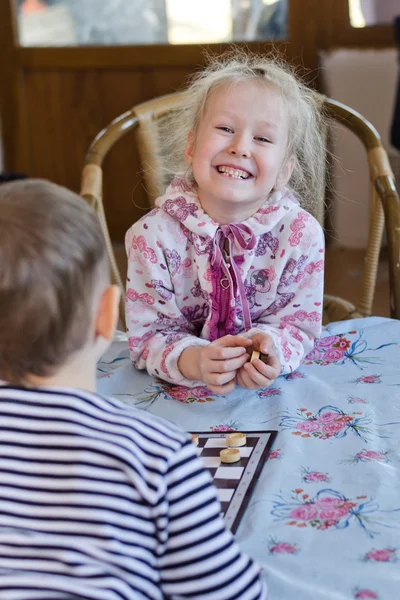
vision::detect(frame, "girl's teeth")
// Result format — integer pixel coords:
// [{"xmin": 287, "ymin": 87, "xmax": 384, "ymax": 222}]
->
[{"xmin": 217, "ymin": 166, "xmax": 249, "ymax": 179}]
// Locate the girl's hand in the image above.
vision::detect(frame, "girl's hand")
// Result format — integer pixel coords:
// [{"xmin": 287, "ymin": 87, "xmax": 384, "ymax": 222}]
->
[
  {"xmin": 236, "ymin": 332, "xmax": 280, "ymax": 390},
  {"xmin": 178, "ymin": 335, "xmax": 252, "ymax": 395}
]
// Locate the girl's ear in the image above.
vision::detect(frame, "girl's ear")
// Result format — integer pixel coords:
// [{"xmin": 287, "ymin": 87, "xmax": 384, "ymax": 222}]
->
[
  {"xmin": 184, "ymin": 131, "xmax": 195, "ymax": 165},
  {"xmin": 275, "ymin": 155, "xmax": 295, "ymax": 190}
]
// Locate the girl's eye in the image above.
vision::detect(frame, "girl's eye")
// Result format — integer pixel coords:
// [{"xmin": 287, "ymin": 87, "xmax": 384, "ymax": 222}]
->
[
  {"xmin": 217, "ymin": 126, "xmax": 233, "ymax": 133},
  {"xmin": 255, "ymin": 136, "xmax": 272, "ymax": 143}
]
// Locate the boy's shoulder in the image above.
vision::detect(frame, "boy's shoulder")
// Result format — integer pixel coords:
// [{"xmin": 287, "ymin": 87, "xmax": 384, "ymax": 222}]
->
[{"xmin": 0, "ymin": 385, "xmax": 189, "ymax": 454}]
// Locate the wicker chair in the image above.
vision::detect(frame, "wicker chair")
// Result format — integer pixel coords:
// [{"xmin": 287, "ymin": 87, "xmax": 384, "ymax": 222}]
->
[{"xmin": 81, "ymin": 92, "xmax": 400, "ymax": 328}]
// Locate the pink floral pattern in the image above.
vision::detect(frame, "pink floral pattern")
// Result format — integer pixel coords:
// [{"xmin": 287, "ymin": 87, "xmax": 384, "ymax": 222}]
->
[
  {"xmin": 268, "ymin": 538, "xmax": 298, "ymax": 555},
  {"xmin": 284, "ymin": 371, "xmax": 306, "ymax": 381},
  {"xmin": 258, "ymin": 388, "xmax": 282, "ymax": 398},
  {"xmin": 345, "ymin": 449, "xmax": 391, "ymax": 465},
  {"xmin": 268, "ymin": 448, "xmax": 282, "ymax": 460},
  {"xmin": 279, "ymin": 405, "xmax": 375, "ymax": 442},
  {"xmin": 130, "ymin": 235, "xmax": 158, "ymax": 265},
  {"xmin": 304, "ymin": 330, "xmax": 394, "ymax": 368},
  {"xmin": 210, "ymin": 421, "xmax": 238, "ymax": 433},
  {"xmin": 363, "ymin": 547, "xmax": 397, "ymax": 563},
  {"xmin": 271, "ymin": 488, "xmax": 400, "ymax": 537},
  {"xmin": 301, "ymin": 467, "xmax": 331, "ymax": 484},
  {"xmin": 353, "ymin": 589, "xmax": 378, "ymax": 599},
  {"xmin": 348, "ymin": 396, "xmax": 368, "ymax": 404},
  {"xmin": 355, "ymin": 375, "xmax": 381, "ymax": 384},
  {"xmin": 164, "ymin": 384, "xmax": 215, "ymax": 404}
]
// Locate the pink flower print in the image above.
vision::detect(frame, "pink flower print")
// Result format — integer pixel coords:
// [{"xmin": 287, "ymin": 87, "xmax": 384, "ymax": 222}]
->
[
  {"xmin": 285, "ymin": 371, "xmax": 305, "ymax": 380},
  {"xmin": 150, "ymin": 279, "xmax": 172, "ymax": 301},
  {"xmin": 357, "ymin": 375, "xmax": 381, "ymax": 384},
  {"xmin": 365, "ymin": 548, "xmax": 397, "ymax": 563},
  {"xmin": 269, "ymin": 541, "xmax": 297, "ymax": 555},
  {"xmin": 280, "ymin": 323, "xmax": 304, "ymax": 343},
  {"xmin": 164, "ymin": 197, "xmax": 198, "ymax": 221},
  {"xmin": 190, "ymin": 386, "xmax": 211, "ymax": 399},
  {"xmin": 318, "ymin": 411, "xmax": 341, "ymax": 423},
  {"xmin": 126, "ymin": 289, "xmax": 155, "ymax": 306},
  {"xmin": 302, "ymin": 470, "xmax": 330, "ymax": 484},
  {"xmin": 180, "ymin": 257, "xmax": 194, "ymax": 278},
  {"xmin": 313, "ymin": 497, "xmax": 357, "ymax": 521},
  {"xmin": 128, "ymin": 331, "xmax": 153, "ymax": 351},
  {"xmin": 288, "ymin": 212, "xmax": 307, "ymax": 247},
  {"xmin": 289, "ymin": 504, "xmax": 319, "ymax": 521},
  {"xmin": 268, "ymin": 449, "xmax": 282, "ymax": 460},
  {"xmin": 164, "ymin": 249, "xmax": 181, "ymax": 276},
  {"xmin": 165, "ymin": 385, "xmax": 214, "ymax": 404},
  {"xmin": 316, "ymin": 335, "xmax": 340, "ymax": 348},
  {"xmin": 304, "ymin": 259, "xmax": 324, "ymax": 275},
  {"xmin": 319, "ymin": 506, "xmax": 351, "ymax": 520},
  {"xmin": 282, "ymin": 310, "xmax": 321, "ymax": 324},
  {"xmin": 304, "ymin": 348, "xmax": 323, "ymax": 361},
  {"xmin": 165, "ymin": 386, "xmax": 191, "ymax": 402},
  {"xmin": 348, "ymin": 396, "xmax": 367, "ymax": 404},
  {"xmin": 131, "ymin": 235, "xmax": 157, "ymax": 264},
  {"xmin": 295, "ymin": 420, "xmax": 321, "ymax": 433},
  {"xmin": 321, "ymin": 420, "xmax": 347, "ymax": 435},
  {"xmin": 356, "ymin": 449, "xmax": 388, "ymax": 463},
  {"xmin": 210, "ymin": 423, "xmax": 238, "ymax": 433},
  {"xmin": 317, "ymin": 518, "xmax": 337, "ymax": 530},
  {"xmin": 322, "ymin": 348, "xmax": 345, "ymax": 363},
  {"xmin": 258, "ymin": 388, "xmax": 282, "ymax": 398},
  {"xmin": 170, "ymin": 175, "xmax": 194, "ymax": 193},
  {"xmin": 354, "ymin": 590, "xmax": 378, "ymax": 599}
]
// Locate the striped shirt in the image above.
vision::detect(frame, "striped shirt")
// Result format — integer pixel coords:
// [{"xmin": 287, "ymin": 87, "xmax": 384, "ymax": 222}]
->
[{"xmin": 0, "ymin": 385, "xmax": 267, "ymax": 600}]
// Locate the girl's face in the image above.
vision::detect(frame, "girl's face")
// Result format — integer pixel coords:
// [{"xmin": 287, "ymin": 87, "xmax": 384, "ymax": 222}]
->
[{"xmin": 185, "ymin": 80, "xmax": 294, "ymax": 221}]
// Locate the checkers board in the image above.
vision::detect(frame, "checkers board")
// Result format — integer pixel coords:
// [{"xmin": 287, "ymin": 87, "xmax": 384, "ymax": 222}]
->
[{"xmin": 192, "ymin": 430, "xmax": 277, "ymax": 533}]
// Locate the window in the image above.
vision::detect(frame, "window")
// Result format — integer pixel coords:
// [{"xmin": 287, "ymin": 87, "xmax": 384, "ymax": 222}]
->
[
  {"xmin": 349, "ymin": 0, "xmax": 399, "ymax": 28},
  {"xmin": 16, "ymin": 0, "xmax": 288, "ymax": 47}
]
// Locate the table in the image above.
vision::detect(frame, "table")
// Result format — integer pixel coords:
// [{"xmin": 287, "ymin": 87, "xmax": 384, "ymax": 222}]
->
[{"xmin": 97, "ymin": 317, "xmax": 400, "ymax": 600}]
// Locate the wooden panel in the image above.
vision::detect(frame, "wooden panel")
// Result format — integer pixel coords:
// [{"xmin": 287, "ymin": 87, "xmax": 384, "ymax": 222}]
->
[
  {"xmin": 0, "ymin": 0, "xmax": 30, "ymax": 173},
  {"xmin": 23, "ymin": 67, "xmax": 193, "ymax": 239}
]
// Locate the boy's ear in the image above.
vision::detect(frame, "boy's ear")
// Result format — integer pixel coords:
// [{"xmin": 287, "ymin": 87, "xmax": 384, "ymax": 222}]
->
[
  {"xmin": 184, "ymin": 131, "xmax": 195, "ymax": 165},
  {"xmin": 96, "ymin": 285, "xmax": 121, "ymax": 341},
  {"xmin": 275, "ymin": 155, "xmax": 295, "ymax": 190}
]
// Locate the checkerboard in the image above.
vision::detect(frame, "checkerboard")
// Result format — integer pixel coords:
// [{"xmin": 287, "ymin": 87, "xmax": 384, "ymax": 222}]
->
[{"xmin": 193, "ymin": 430, "xmax": 277, "ymax": 533}]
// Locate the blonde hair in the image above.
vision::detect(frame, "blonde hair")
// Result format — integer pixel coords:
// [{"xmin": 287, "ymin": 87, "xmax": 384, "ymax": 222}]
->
[
  {"xmin": 160, "ymin": 49, "xmax": 328, "ymax": 212},
  {"xmin": 0, "ymin": 179, "xmax": 108, "ymax": 385}
]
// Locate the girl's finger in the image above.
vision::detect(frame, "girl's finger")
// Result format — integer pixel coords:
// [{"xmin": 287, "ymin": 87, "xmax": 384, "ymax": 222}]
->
[
  {"xmin": 237, "ymin": 367, "xmax": 256, "ymax": 389},
  {"xmin": 243, "ymin": 361, "xmax": 273, "ymax": 387},
  {"xmin": 208, "ymin": 345, "xmax": 250, "ymax": 361},
  {"xmin": 208, "ymin": 379, "xmax": 236, "ymax": 396},
  {"xmin": 210, "ymin": 354, "xmax": 249, "ymax": 373},
  {"xmin": 208, "ymin": 370, "xmax": 237, "ymax": 387},
  {"xmin": 251, "ymin": 359, "xmax": 279, "ymax": 380}
]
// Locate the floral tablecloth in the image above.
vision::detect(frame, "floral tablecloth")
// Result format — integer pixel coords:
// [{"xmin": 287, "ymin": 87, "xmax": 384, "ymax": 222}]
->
[{"xmin": 97, "ymin": 317, "xmax": 400, "ymax": 600}]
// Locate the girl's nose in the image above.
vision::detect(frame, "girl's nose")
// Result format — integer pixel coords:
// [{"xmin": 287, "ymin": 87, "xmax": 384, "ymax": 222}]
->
[{"xmin": 229, "ymin": 141, "xmax": 250, "ymax": 158}]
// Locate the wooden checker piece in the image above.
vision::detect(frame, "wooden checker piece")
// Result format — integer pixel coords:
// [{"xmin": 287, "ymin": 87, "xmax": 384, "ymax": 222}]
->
[
  {"xmin": 220, "ymin": 448, "xmax": 240, "ymax": 463},
  {"xmin": 250, "ymin": 350, "xmax": 269, "ymax": 364},
  {"xmin": 226, "ymin": 432, "xmax": 246, "ymax": 447},
  {"xmin": 191, "ymin": 430, "xmax": 278, "ymax": 533}
]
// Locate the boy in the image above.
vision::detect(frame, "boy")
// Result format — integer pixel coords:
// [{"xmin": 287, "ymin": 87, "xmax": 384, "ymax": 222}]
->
[{"xmin": 0, "ymin": 180, "xmax": 266, "ymax": 599}]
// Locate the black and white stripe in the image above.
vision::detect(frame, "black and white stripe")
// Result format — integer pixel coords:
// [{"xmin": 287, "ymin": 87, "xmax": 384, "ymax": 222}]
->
[{"xmin": 0, "ymin": 386, "xmax": 267, "ymax": 600}]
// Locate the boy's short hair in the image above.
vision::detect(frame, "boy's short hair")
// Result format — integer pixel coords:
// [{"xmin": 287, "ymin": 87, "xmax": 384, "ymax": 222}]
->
[{"xmin": 0, "ymin": 179, "xmax": 108, "ymax": 385}]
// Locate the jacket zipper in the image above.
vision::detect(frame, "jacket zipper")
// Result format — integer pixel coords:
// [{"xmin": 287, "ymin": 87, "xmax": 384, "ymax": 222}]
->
[{"xmin": 218, "ymin": 240, "xmax": 232, "ymax": 336}]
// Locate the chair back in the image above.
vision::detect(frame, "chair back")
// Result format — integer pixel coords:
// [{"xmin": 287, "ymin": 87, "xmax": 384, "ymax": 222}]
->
[{"xmin": 81, "ymin": 92, "xmax": 400, "ymax": 326}]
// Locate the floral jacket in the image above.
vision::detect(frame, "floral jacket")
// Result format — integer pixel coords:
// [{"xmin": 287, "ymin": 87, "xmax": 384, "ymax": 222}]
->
[{"xmin": 125, "ymin": 176, "xmax": 325, "ymax": 387}]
